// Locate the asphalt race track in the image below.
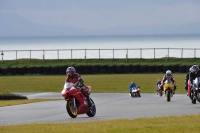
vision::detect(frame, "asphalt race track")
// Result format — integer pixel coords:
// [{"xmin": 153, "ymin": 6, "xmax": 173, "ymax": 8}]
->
[{"xmin": 0, "ymin": 93, "xmax": 200, "ymax": 126}]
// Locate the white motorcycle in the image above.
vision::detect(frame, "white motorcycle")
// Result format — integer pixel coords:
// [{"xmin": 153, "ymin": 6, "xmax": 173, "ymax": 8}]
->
[{"xmin": 129, "ymin": 87, "xmax": 141, "ymax": 98}]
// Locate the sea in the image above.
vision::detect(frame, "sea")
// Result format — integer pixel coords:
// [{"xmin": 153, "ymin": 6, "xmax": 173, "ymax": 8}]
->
[{"xmin": 0, "ymin": 34, "xmax": 200, "ymax": 60}]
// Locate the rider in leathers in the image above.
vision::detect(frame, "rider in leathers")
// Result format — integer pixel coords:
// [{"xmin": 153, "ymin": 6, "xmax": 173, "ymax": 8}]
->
[
  {"xmin": 189, "ymin": 65, "xmax": 200, "ymax": 88},
  {"xmin": 160, "ymin": 70, "xmax": 177, "ymax": 93},
  {"xmin": 185, "ymin": 66, "xmax": 196, "ymax": 94},
  {"xmin": 64, "ymin": 66, "xmax": 93, "ymax": 108},
  {"xmin": 129, "ymin": 82, "xmax": 139, "ymax": 94}
]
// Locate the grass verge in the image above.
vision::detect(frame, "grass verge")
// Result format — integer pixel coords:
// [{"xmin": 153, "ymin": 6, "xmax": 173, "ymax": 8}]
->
[
  {"xmin": 0, "ymin": 74, "xmax": 187, "ymax": 93},
  {"xmin": 0, "ymin": 99, "xmax": 60, "ymax": 107},
  {"xmin": 0, "ymin": 114, "xmax": 200, "ymax": 133}
]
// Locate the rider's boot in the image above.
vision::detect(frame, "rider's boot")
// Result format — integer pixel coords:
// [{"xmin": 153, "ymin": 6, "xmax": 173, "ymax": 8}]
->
[
  {"xmin": 185, "ymin": 86, "xmax": 188, "ymax": 96},
  {"xmin": 86, "ymin": 95, "xmax": 93, "ymax": 108},
  {"xmin": 173, "ymin": 85, "xmax": 177, "ymax": 95}
]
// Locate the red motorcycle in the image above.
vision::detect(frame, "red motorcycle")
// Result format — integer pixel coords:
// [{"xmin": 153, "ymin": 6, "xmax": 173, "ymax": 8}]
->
[
  {"xmin": 156, "ymin": 84, "xmax": 163, "ymax": 97},
  {"xmin": 156, "ymin": 81, "xmax": 163, "ymax": 97},
  {"xmin": 61, "ymin": 86, "xmax": 96, "ymax": 118}
]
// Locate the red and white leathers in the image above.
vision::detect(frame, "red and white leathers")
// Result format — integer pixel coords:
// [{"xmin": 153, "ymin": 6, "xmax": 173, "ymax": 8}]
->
[
  {"xmin": 160, "ymin": 74, "xmax": 176, "ymax": 91},
  {"xmin": 61, "ymin": 72, "xmax": 93, "ymax": 107},
  {"xmin": 161, "ymin": 75, "xmax": 176, "ymax": 85},
  {"xmin": 61, "ymin": 73, "xmax": 83, "ymax": 98}
]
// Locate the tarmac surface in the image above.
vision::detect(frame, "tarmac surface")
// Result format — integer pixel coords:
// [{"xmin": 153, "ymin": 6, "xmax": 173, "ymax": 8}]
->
[{"xmin": 0, "ymin": 93, "xmax": 200, "ymax": 126}]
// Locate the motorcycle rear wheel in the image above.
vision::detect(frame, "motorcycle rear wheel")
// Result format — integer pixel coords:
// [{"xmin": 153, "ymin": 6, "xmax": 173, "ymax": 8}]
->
[
  {"xmin": 66, "ymin": 100, "xmax": 78, "ymax": 118},
  {"xmin": 86, "ymin": 98, "xmax": 96, "ymax": 117}
]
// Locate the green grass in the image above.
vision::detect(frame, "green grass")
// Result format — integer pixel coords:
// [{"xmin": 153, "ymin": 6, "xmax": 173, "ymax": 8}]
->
[
  {"xmin": 0, "ymin": 74, "xmax": 186, "ymax": 93},
  {"xmin": 0, "ymin": 99, "xmax": 60, "ymax": 107},
  {"xmin": 0, "ymin": 114, "xmax": 200, "ymax": 133},
  {"xmin": 0, "ymin": 58, "xmax": 200, "ymax": 68},
  {"xmin": 0, "ymin": 74, "xmax": 198, "ymax": 132}
]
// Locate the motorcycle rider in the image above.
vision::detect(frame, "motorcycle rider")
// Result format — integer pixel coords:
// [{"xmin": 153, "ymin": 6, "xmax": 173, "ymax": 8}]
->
[
  {"xmin": 189, "ymin": 65, "xmax": 200, "ymax": 88},
  {"xmin": 129, "ymin": 82, "xmax": 139, "ymax": 95},
  {"xmin": 63, "ymin": 66, "xmax": 93, "ymax": 108},
  {"xmin": 160, "ymin": 70, "xmax": 177, "ymax": 94},
  {"xmin": 185, "ymin": 66, "xmax": 195, "ymax": 95}
]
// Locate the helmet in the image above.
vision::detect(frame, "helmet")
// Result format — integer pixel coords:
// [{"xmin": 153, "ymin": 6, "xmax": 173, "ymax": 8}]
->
[
  {"xmin": 157, "ymin": 80, "xmax": 161, "ymax": 84},
  {"xmin": 66, "ymin": 67, "xmax": 76, "ymax": 77},
  {"xmin": 166, "ymin": 70, "xmax": 172, "ymax": 77},
  {"xmin": 189, "ymin": 67, "xmax": 193, "ymax": 72},
  {"xmin": 192, "ymin": 65, "xmax": 199, "ymax": 73},
  {"xmin": 131, "ymin": 82, "xmax": 135, "ymax": 85}
]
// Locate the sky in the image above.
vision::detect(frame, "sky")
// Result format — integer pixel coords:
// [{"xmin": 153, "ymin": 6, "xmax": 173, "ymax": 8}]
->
[{"xmin": 0, "ymin": 0, "xmax": 200, "ymax": 37}]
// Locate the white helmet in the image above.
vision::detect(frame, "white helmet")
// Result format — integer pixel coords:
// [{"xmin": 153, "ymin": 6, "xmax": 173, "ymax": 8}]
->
[
  {"xmin": 189, "ymin": 67, "xmax": 194, "ymax": 72},
  {"xmin": 192, "ymin": 65, "xmax": 199, "ymax": 73},
  {"xmin": 166, "ymin": 70, "xmax": 172, "ymax": 77}
]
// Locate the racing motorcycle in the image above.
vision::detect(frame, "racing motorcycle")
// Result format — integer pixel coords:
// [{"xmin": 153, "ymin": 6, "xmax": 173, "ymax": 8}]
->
[
  {"xmin": 194, "ymin": 77, "xmax": 200, "ymax": 103},
  {"xmin": 156, "ymin": 82, "xmax": 163, "ymax": 97},
  {"xmin": 129, "ymin": 86, "xmax": 141, "ymax": 98},
  {"xmin": 188, "ymin": 77, "xmax": 200, "ymax": 104},
  {"xmin": 61, "ymin": 85, "xmax": 96, "ymax": 118},
  {"xmin": 163, "ymin": 80, "xmax": 174, "ymax": 102}
]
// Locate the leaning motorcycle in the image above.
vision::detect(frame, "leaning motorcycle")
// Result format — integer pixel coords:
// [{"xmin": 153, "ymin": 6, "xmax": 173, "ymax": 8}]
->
[
  {"xmin": 188, "ymin": 79, "xmax": 196, "ymax": 104},
  {"xmin": 129, "ymin": 87, "xmax": 141, "ymax": 98},
  {"xmin": 189, "ymin": 77, "xmax": 200, "ymax": 104},
  {"xmin": 163, "ymin": 80, "xmax": 174, "ymax": 102},
  {"xmin": 194, "ymin": 77, "xmax": 200, "ymax": 103},
  {"xmin": 61, "ymin": 85, "xmax": 96, "ymax": 118}
]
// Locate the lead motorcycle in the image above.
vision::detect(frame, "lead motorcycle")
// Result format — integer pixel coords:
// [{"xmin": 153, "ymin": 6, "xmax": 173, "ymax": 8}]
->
[{"xmin": 61, "ymin": 84, "xmax": 96, "ymax": 118}]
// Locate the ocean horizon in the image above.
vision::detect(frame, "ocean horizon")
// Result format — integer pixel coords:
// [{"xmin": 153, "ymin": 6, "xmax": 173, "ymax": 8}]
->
[{"xmin": 0, "ymin": 34, "xmax": 200, "ymax": 60}]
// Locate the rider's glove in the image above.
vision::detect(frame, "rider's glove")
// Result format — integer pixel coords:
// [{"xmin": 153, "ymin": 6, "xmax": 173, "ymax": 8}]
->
[{"xmin": 82, "ymin": 86, "xmax": 86, "ymax": 89}]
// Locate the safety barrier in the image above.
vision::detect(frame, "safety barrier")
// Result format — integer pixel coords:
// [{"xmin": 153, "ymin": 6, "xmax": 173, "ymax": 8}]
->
[
  {"xmin": 0, "ymin": 64, "xmax": 192, "ymax": 75},
  {"xmin": 1, "ymin": 48, "xmax": 200, "ymax": 60}
]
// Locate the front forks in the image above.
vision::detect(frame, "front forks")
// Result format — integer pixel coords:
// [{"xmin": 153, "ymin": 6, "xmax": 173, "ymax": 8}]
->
[{"xmin": 73, "ymin": 98, "xmax": 76, "ymax": 108}]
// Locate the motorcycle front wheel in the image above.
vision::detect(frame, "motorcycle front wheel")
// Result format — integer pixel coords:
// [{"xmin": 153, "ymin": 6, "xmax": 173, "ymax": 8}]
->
[
  {"xmin": 66, "ymin": 100, "xmax": 78, "ymax": 118},
  {"xmin": 166, "ymin": 90, "xmax": 171, "ymax": 102},
  {"xmin": 195, "ymin": 90, "xmax": 200, "ymax": 102},
  {"xmin": 86, "ymin": 98, "xmax": 96, "ymax": 117}
]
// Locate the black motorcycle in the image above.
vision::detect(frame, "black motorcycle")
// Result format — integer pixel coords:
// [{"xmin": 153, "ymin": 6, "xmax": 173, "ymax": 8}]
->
[{"xmin": 192, "ymin": 77, "xmax": 200, "ymax": 104}]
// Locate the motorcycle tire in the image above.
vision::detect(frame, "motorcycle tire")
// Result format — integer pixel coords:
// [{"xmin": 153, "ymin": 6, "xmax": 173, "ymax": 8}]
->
[
  {"xmin": 131, "ymin": 93, "xmax": 134, "ymax": 98},
  {"xmin": 66, "ymin": 100, "xmax": 78, "ymax": 118},
  {"xmin": 196, "ymin": 91, "xmax": 200, "ymax": 102},
  {"xmin": 166, "ymin": 90, "xmax": 171, "ymax": 102},
  {"xmin": 86, "ymin": 98, "xmax": 96, "ymax": 117},
  {"xmin": 192, "ymin": 97, "xmax": 196, "ymax": 104}
]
